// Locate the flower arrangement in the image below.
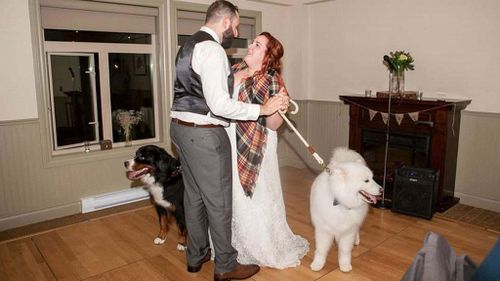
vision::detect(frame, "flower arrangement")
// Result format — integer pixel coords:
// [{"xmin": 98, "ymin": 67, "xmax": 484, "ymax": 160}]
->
[
  {"xmin": 383, "ymin": 51, "xmax": 415, "ymax": 95},
  {"xmin": 114, "ymin": 109, "xmax": 142, "ymax": 144},
  {"xmin": 383, "ymin": 51, "xmax": 415, "ymax": 74}
]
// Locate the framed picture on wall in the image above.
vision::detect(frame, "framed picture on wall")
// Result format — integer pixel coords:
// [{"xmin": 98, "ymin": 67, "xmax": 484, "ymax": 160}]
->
[{"xmin": 134, "ymin": 54, "xmax": 146, "ymax": 75}]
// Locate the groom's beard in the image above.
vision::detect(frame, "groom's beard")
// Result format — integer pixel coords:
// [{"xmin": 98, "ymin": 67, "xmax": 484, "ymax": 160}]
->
[{"xmin": 221, "ymin": 27, "xmax": 235, "ymax": 49}]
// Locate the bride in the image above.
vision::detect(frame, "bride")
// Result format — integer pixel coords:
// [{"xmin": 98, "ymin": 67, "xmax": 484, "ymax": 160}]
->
[{"xmin": 226, "ymin": 32, "xmax": 309, "ymax": 269}]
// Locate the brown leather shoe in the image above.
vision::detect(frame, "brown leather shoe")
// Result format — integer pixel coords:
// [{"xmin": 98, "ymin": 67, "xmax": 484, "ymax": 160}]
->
[
  {"xmin": 187, "ymin": 248, "xmax": 212, "ymax": 273},
  {"xmin": 213, "ymin": 263, "xmax": 260, "ymax": 281}
]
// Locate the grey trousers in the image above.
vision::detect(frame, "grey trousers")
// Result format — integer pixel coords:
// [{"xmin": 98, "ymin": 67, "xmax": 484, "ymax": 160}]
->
[{"xmin": 170, "ymin": 122, "xmax": 238, "ymax": 273}]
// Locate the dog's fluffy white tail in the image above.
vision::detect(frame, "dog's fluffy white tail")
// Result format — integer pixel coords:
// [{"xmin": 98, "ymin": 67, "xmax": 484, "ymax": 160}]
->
[{"xmin": 329, "ymin": 147, "xmax": 366, "ymax": 167}]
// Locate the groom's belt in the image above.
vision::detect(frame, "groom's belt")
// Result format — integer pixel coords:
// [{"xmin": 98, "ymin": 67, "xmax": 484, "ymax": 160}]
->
[{"xmin": 171, "ymin": 118, "xmax": 223, "ymax": 128}]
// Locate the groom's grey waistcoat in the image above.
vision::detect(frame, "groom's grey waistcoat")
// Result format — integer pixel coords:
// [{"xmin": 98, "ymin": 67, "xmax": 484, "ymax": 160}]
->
[{"xmin": 171, "ymin": 30, "xmax": 233, "ymax": 122}]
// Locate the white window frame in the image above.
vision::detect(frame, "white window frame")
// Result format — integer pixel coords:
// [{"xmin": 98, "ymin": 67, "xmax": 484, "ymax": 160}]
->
[
  {"xmin": 44, "ymin": 40, "xmax": 160, "ymax": 155},
  {"xmin": 29, "ymin": 0, "xmax": 170, "ymax": 167},
  {"xmin": 46, "ymin": 52, "xmax": 100, "ymax": 150}
]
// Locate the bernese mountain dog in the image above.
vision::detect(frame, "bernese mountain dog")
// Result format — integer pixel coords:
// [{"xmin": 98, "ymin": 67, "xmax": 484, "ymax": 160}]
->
[{"xmin": 124, "ymin": 145, "xmax": 187, "ymax": 251}]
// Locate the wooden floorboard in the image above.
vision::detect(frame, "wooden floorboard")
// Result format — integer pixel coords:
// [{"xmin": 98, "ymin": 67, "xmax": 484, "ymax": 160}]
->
[
  {"xmin": 0, "ymin": 201, "xmax": 152, "ymax": 243},
  {"xmin": 0, "ymin": 166, "xmax": 498, "ymax": 281}
]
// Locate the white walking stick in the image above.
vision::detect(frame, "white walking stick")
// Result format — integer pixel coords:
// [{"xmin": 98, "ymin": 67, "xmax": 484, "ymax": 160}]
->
[{"xmin": 278, "ymin": 100, "xmax": 328, "ymax": 172}]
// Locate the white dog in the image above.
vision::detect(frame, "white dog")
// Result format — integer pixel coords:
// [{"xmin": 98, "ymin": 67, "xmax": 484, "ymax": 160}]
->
[{"xmin": 310, "ymin": 147, "xmax": 381, "ymax": 272}]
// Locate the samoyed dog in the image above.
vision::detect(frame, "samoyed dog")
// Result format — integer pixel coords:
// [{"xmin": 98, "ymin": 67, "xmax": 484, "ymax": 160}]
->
[{"xmin": 310, "ymin": 147, "xmax": 381, "ymax": 272}]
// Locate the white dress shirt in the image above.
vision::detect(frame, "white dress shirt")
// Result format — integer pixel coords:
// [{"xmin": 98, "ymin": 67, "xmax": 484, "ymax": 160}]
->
[{"xmin": 171, "ymin": 26, "xmax": 260, "ymax": 126}]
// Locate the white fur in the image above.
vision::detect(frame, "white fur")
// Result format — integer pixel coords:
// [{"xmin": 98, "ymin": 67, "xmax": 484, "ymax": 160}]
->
[
  {"xmin": 328, "ymin": 147, "xmax": 366, "ymax": 168},
  {"xmin": 176, "ymin": 244, "xmax": 187, "ymax": 251},
  {"xmin": 154, "ymin": 237, "xmax": 166, "ymax": 245},
  {"xmin": 310, "ymin": 147, "xmax": 381, "ymax": 272},
  {"xmin": 146, "ymin": 183, "xmax": 173, "ymax": 209},
  {"xmin": 126, "ymin": 159, "xmax": 173, "ymax": 209}
]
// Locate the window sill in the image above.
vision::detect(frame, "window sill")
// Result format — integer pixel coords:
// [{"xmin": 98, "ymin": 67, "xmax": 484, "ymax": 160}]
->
[{"xmin": 43, "ymin": 140, "xmax": 171, "ymax": 168}]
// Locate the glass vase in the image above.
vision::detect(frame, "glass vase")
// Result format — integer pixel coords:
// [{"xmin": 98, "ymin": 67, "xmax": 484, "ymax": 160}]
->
[
  {"xmin": 124, "ymin": 128, "xmax": 132, "ymax": 147},
  {"xmin": 389, "ymin": 71, "xmax": 405, "ymax": 95}
]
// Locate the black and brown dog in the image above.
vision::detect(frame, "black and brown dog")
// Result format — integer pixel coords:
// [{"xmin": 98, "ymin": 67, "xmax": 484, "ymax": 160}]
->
[{"xmin": 124, "ymin": 145, "xmax": 187, "ymax": 250}]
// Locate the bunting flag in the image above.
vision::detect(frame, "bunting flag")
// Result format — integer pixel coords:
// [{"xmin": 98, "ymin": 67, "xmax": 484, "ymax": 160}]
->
[
  {"xmin": 408, "ymin": 112, "xmax": 419, "ymax": 122},
  {"xmin": 395, "ymin": 114, "xmax": 405, "ymax": 125},
  {"xmin": 366, "ymin": 110, "xmax": 421, "ymax": 126},
  {"xmin": 381, "ymin": 113, "xmax": 389, "ymax": 124},
  {"xmin": 343, "ymin": 99, "xmax": 455, "ymax": 127},
  {"xmin": 368, "ymin": 109, "xmax": 377, "ymax": 121}
]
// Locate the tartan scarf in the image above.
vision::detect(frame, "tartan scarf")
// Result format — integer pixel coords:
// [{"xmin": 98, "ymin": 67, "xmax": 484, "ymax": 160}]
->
[{"xmin": 232, "ymin": 62, "xmax": 282, "ymax": 197}]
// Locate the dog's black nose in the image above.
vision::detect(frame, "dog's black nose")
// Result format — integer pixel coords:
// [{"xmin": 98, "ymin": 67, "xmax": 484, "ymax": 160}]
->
[{"xmin": 124, "ymin": 161, "xmax": 129, "ymax": 168}]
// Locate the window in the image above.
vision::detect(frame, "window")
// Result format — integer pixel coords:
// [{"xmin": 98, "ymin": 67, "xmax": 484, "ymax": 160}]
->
[
  {"xmin": 40, "ymin": 0, "xmax": 161, "ymax": 154},
  {"xmin": 175, "ymin": 3, "xmax": 261, "ymax": 65},
  {"xmin": 47, "ymin": 52, "xmax": 98, "ymax": 149}
]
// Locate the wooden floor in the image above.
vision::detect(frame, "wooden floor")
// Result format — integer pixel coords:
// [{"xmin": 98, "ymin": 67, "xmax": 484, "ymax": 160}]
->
[{"xmin": 0, "ymin": 167, "xmax": 498, "ymax": 281}]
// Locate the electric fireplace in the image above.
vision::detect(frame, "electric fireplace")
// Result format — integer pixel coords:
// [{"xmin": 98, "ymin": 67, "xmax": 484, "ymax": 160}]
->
[{"xmin": 339, "ymin": 95, "xmax": 471, "ymax": 212}]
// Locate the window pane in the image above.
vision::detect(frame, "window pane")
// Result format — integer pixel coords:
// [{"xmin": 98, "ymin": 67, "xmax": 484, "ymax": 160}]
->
[
  {"xmin": 177, "ymin": 35, "xmax": 248, "ymax": 48},
  {"xmin": 109, "ymin": 53, "xmax": 155, "ymax": 143},
  {"xmin": 49, "ymin": 54, "xmax": 100, "ymax": 148},
  {"xmin": 44, "ymin": 29, "xmax": 151, "ymax": 44}
]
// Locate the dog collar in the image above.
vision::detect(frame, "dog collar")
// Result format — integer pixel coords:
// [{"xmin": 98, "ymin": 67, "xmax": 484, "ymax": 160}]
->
[
  {"xmin": 333, "ymin": 199, "xmax": 339, "ymax": 206},
  {"xmin": 332, "ymin": 199, "xmax": 351, "ymax": 210},
  {"xmin": 169, "ymin": 166, "xmax": 182, "ymax": 178}
]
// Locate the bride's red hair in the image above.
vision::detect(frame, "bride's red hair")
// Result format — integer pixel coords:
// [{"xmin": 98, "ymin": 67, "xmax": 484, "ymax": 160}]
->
[{"xmin": 258, "ymin": 32, "xmax": 284, "ymax": 75}]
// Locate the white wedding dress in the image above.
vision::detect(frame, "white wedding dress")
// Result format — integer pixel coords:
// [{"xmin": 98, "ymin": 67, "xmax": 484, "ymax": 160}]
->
[{"xmin": 225, "ymin": 85, "xmax": 309, "ymax": 269}]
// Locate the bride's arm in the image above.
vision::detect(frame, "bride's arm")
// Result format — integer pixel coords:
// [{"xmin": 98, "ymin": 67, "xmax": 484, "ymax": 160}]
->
[
  {"xmin": 266, "ymin": 85, "xmax": 288, "ymax": 130},
  {"xmin": 266, "ymin": 112, "xmax": 283, "ymax": 131}
]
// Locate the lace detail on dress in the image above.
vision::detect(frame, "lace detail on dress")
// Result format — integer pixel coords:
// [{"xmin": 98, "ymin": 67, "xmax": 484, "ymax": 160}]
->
[{"xmin": 227, "ymin": 126, "xmax": 309, "ymax": 269}]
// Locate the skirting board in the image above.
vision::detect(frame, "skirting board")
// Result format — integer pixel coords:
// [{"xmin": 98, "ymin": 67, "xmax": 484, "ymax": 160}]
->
[
  {"xmin": 455, "ymin": 192, "xmax": 500, "ymax": 213},
  {"xmin": 81, "ymin": 188, "xmax": 149, "ymax": 213},
  {"xmin": 0, "ymin": 188, "xmax": 150, "ymax": 232},
  {"xmin": 0, "ymin": 202, "xmax": 80, "ymax": 231}
]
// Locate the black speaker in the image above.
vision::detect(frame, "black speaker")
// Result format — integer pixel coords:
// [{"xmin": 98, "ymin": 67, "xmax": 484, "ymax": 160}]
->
[{"xmin": 391, "ymin": 166, "xmax": 439, "ymax": 219}]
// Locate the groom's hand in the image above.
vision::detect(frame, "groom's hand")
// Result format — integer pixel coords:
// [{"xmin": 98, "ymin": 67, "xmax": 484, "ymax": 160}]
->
[
  {"xmin": 277, "ymin": 87, "xmax": 290, "ymax": 111},
  {"xmin": 260, "ymin": 95, "xmax": 289, "ymax": 116}
]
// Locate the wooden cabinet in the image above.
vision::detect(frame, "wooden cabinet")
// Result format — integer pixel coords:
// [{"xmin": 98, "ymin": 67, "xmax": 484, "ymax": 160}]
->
[{"xmin": 339, "ymin": 95, "xmax": 471, "ymax": 212}]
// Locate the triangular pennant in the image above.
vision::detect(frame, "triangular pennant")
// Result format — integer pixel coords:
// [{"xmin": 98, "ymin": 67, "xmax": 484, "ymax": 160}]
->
[
  {"xmin": 381, "ymin": 113, "xmax": 389, "ymax": 124},
  {"xmin": 408, "ymin": 112, "xmax": 419, "ymax": 122},
  {"xmin": 369, "ymin": 109, "xmax": 377, "ymax": 121},
  {"xmin": 395, "ymin": 114, "xmax": 404, "ymax": 125}
]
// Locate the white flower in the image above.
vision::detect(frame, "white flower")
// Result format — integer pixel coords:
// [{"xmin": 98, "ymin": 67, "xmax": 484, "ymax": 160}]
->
[
  {"xmin": 115, "ymin": 109, "xmax": 142, "ymax": 131},
  {"xmin": 383, "ymin": 51, "xmax": 415, "ymax": 73}
]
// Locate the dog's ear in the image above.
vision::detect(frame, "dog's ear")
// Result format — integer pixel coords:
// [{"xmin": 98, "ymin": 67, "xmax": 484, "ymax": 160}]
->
[
  {"xmin": 356, "ymin": 158, "xmax": 367, "ymax": 166},
  {"xmin": 167, "ymin": 156, "xmax": 179, "ymax": 170},
  {"xmin": 158, "ymin": 153, "xmax": 178, "ymax": 172},
  {"xmin": 329, "ymin": 166, "xmax": 346, "ymax": 181}
]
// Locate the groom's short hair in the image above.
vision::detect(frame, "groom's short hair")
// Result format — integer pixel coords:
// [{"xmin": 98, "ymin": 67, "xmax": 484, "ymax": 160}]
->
[{"xmin": 205, "ymin": 0, "xmax": 239, "ymax": 24}]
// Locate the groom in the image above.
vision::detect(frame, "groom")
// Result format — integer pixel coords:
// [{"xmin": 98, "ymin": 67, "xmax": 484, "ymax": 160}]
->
[{"xmin": 170, "ymin": 1, "xmax": 288, "ymax": 280}]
